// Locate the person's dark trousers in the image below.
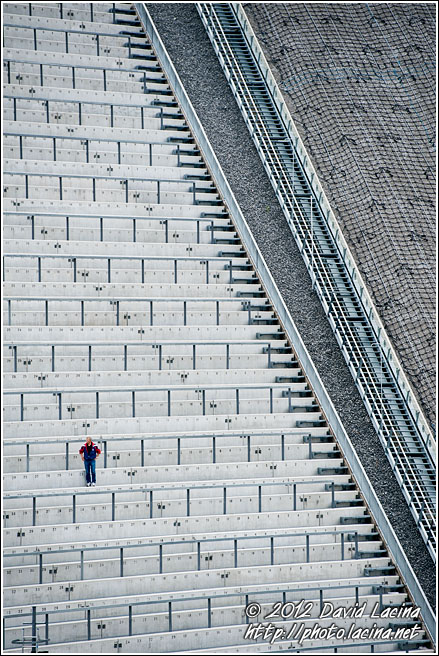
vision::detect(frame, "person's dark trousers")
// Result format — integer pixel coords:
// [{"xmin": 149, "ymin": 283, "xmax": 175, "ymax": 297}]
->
[{"xmin": 84, "ymin": 460, "xmax": 96, "ymax": 484}]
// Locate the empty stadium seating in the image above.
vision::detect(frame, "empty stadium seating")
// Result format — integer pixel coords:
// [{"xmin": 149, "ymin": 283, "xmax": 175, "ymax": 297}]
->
[{"xmin": 2, "ymin": 2, "xmax": 433, "ymax": 653}]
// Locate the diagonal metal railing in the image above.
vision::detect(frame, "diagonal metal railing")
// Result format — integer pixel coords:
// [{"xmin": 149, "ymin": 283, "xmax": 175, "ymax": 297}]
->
[{"xmin": 196, "ymin": 2, "xmax": 436, "ymax": 560}]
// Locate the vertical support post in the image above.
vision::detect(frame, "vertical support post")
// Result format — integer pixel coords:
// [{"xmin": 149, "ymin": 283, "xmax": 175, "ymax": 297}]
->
[
  {"xmin": 31, "ymin": 606, "xmax": 37, "ymax": 653},
  {"xmin": 80, "ymin": 550, "xmax": 84, "ymax": 580},
  {"xmin": 187, "ymin": 488, "xmax": 190, "ymax": 516},
  {"xmin": 32, "ymin": 496, "xmax": 37, "ymax": 526},
  {"xmin": 207, "ymin": 597, "xmax": 212, "ymax": 628},
  {"xmin": 87, "ymin": 609, "xmax": 91, "ymax": 640}
]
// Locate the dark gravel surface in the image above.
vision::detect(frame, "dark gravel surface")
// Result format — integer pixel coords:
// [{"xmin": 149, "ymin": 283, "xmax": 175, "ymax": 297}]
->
[{"xmin": 146, "ymin": 2, "xmax": 435, "ymax": 608}]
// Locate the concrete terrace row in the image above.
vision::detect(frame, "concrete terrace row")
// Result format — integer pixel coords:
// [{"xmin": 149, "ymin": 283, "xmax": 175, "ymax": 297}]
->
[{"xmin": 2, "ymin": 2, "xmax": 433, "ymax": 654}]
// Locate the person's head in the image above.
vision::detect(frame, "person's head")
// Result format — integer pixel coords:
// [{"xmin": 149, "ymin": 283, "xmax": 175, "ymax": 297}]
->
[{"xmin": 86, "ymin": 436, "xmax": 92, "ymax": 445}]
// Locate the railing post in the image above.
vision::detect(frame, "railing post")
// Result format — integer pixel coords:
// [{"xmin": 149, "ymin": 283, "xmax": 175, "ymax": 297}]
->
[
  {"xmin": 31, "ymin": 606, "xmax": 37, "ymax": 653},
  {"xmin": 87, "ymin": 609, "xmax": 91, "ymax": 641}
]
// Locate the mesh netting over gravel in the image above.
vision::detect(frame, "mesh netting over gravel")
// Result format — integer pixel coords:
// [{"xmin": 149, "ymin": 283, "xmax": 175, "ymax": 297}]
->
[{"xmin": 245, "ymin": 2, "xmax": 436, "ymax": 431}]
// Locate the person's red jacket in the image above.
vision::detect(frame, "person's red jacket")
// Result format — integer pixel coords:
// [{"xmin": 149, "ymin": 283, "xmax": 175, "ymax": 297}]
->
[{"xmin": 79, "ymin": 442, "xmax": 101, "ymax": 461}]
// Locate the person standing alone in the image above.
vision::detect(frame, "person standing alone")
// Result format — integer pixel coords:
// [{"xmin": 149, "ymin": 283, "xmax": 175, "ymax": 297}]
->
[{"xmin": 79, "ymin": 437, "xmax": 101, "ymax": 487}]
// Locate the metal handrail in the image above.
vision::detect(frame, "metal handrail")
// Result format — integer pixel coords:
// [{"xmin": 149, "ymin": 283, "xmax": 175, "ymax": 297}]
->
[
  {"xmin": 5, "ymin": 294, "xmax": 269, "ymax": 328},
  {"xmin": 4, "ymin": 381, "xmax": 316, "ymax": 423},
  {"xmin": 4, "ymin": 339, "xmax": 278, "ymax": 375},
  {"xmin": 3, "ymin": 428, "xmax": 325, "ymax": 471},
  {"xmin": 4, "ymin": 478, "xmax": 345, "ymax": 529},
  {"xmin": 4, "ymin": 526, "xmax": 362, "ymax": 586}
]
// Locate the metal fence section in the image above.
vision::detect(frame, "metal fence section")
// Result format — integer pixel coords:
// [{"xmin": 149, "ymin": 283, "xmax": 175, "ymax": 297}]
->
[{"xmin": 195, "ymin": 2, "xmax": 436, "ymax": 562}]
